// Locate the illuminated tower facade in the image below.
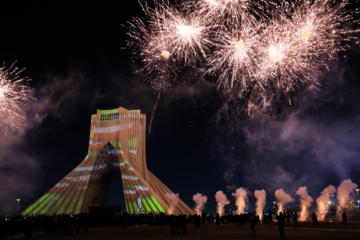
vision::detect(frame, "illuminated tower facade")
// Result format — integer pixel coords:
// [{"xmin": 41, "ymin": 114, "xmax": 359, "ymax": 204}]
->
[{"xmin": 22, "ymin": 107, "xmax": 194, "ymax": 216}]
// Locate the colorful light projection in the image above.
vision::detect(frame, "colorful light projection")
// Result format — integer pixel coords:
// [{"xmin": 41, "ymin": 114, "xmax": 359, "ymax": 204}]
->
[{"xmin": 22, "ymin": 107, "xmax": 194, "ymax": 215}]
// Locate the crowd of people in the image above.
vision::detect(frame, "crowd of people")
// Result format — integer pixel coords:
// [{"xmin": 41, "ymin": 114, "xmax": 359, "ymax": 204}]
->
[{"xmin": 0, "ymin": 211, "xmax": 351, "ymax": 239}]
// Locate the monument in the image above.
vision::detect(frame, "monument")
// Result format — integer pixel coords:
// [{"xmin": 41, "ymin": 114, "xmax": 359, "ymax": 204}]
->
[{"xmin": 22, "ymin": 107, "xmax": 194, "ymax": 215}]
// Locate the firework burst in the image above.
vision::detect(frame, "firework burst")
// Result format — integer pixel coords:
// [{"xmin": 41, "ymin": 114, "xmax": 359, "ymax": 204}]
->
[
  {"xmin": 150, "ymin": 0, "xmax": 213, "ymax": 65},
  {"xmin": 193, "ymin": 0, "xmax": 267, "ymax": 28},
  {"xmin": 126, "ymin": 8, "xmax": 175, "ymax": 92},
  {"xmin": 126, "ymin": 0, "xmax": 359, "ymax": 105},
  {"xmin": 0, "ymin": 62, "xmax": 33, "ymax": 134},
  {"xmin": 206, "ymin": 23, "xmax": 261, "ymax": 97},
  {"xmin": 257, "ymin": 15, "xmax": 315, "ymax": 98},
  {"xmin": 256, "ymin": 0, "xmax": 359, "ymax": 98}
]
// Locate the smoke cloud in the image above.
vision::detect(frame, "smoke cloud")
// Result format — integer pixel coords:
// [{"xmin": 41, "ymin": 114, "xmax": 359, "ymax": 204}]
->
[
  {"xmin": 0, "ymin": 94, "xmax": 43, "ymax": 215},
  {"xmin": 254, "ymin": 189, "xmax": 266, "ymax": 220},
  {"xmin": 215, "ymin": 190, "xmax": 230, "ymax": 216},
  {"xmin": 165, "ymin": 192, "xmax": 180, "ymax": 215},
  {"xmin": 232, "ymin": 187, "xmax": 247, "ymax": 214},
  {"xmin": 337, "ymin": 179, "xmax": 358, "ymax": 214},
  {"xmin": 296, "ymin": 186, "xmax": 313, "ymax": 221},
  {"xmin": 275, "ymin": 188, "xmax": 294, "ymax": 214},
  {"xmin": 193, "ymin": 193, "xmax": 208, "ymax": 215},
  {"xmin": 316, "ymin": 185, "xmax": 336, "ymax": 221},
  {"xmin": 213, "ymin": 60, "xmax": 360, "ymax": 198}
]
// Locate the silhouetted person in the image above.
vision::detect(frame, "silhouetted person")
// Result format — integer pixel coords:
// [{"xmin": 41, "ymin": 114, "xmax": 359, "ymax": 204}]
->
[
  {"xmin": 342, "ymin": 212, "xmax": 347, "ymax": 224},
  {"xmin": 202, "ymin": 214, "xmax": 206, "ymax": 225},
  {"xmin": 0, "ymin": 218, "xmax": 7, "ymax": 240},
  {"xmin": 215, "ymin": 214, "xmax": 220, "ymax": 225},
  {"xmin": 83, "ymin": 215, "xmax": 89, "ymax": 234},
  {"xmin": 179, "ymin": 215, "xmax": 187, "ymax": 236},
  {"xmin": 312, "ymin": 212, "xmax": 319, "ymax": 225},
  {"xmin": 24, "ymin": 218, "xmax": 33, "ymax": 238},
  {"xmin": 293, "ymin": 212, "xmax": 298, "ymax": 229},
  {"xmin": 249, "ymin": 218, "xmax": 256, "ymax": 236},
  {"xmin": 276, "ymin": 212, "xmax": 286, "ymax": 239},
  {"xmin": 170, "ymin": 215, "xmax": 178, "ymax": 235},
  {"xmin": 286, "ymin": 213, "xmax": 290, "ymax": 224},
  {"xmin": 75, "ymin": 217, "xmax": 81, "ymax": 235}
]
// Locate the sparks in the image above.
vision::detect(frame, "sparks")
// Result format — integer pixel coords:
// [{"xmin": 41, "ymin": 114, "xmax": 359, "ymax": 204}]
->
[
  {"xmin": 207, "ymin": 24, "xmax": 261, "ymax": 96},
  {"xmin": 0, "ymin": 62, "xmax": 34, "ymax": 134},
  {"xmin": 126, "ymin": 0, "xmax": 359, "ymax": 104}
]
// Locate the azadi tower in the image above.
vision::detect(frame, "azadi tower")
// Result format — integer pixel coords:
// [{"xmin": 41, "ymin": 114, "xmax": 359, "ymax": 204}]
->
[{"xmin": 22, "ymin": 107, "xmax": 194, "ymax": 216}]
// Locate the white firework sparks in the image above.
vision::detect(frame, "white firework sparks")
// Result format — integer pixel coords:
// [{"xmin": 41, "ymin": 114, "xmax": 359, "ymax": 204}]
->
[
  {"xmin": 195, "ymin": 0, "xmax": 266, "ymax": 28},
  {"xmin": 126, "ymin": 0, "xmax": 359, "ymax": 102},
  {"xmin": 256, "ymin": 0, "xmax": 359, "ymax": 97},
  {"xmin": 0, "ymin": 62, "xmax": 33, "ymax": 134},
  {"xmin": 207, "ymin": 24, "xmax": 261, "ymax": 97}
]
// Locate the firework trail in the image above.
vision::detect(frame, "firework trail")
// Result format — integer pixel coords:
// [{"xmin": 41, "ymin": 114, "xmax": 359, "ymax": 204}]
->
[
  {"xmin": 165, "ymin": 192, "xmax": 180, "ymax": 214},
  {"xmin": 316, "ymin": 185, "xmax": 336, "ymax": 221},
  {"xmin": 0, "ymin": 62, "xmax": 33, "ymax": 134},
  {"xmin": 275, "ymin": 188, "xmax": 294, "ymax": 214},
  {"xmin": 337, "ymin": 179, "xmax": 358, "ymax": 215},
  {"xmin": 232, "ymin": 187, "xmax": 247, "ymax": 214},
  {"xmin": 254, "ymin": 189, "xmax": 266, "ymax": 220},
  {"xmin": 193, "ymin": 193, "xmax": 208, "ymax": 215},
  {"xmin": 296, "ymin": 186, "xmax": 313, "ymax": 221},
  {"xmin": 215, "ymin": 190, "xmax": 230, "ymax": 216},
  {"xmin": 148, "ymin": 90, "xmax": 161, "ymax": 133}
]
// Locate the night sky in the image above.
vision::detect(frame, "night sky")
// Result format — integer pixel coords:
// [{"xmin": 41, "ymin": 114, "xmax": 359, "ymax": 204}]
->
[{"xmin": 0, "ymin": 0, "xmax": 359, "ymax": 215}]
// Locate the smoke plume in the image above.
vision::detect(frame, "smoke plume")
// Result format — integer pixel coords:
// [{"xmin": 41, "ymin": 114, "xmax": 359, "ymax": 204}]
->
[
  {"xmin": 193, "ymin": 193, "xmax": 207, "ymax": 215},
  {"xmin": 316, "ymin": 185, "xmax": 336, "ymax": 221},
  {"xmin": 215, "ymin": 190, "xmax": 230, "ymax": 216},
  {"xmin": 213, "ymin": 60, "xmax": 360, "ymax": 197},
  {"xmin": 165, "ymin": 192, "xmax": 180, "ymax": 215},
  {"xmin": 337, "ymin": 179, "xmax": 358, "ymax": 214},
  {"xmin": 232, "ymin": 187, "xmax": 247, "ymax": 214},
  {"xmin": 296, "ymin": 186, "xmax": 313, "ymax": 221},
  {"xmin": 275, "ymin": 188, "xmax": 294, "ymax": 214},
  {"xmin": 254, "ymin": 189, "xmax": 266, "ymax": 220}
]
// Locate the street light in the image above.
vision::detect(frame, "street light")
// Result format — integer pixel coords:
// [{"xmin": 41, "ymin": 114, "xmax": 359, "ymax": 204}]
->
[{"xmin": 16, "ymin": 199, "xmax": 21, "ymax": 214}]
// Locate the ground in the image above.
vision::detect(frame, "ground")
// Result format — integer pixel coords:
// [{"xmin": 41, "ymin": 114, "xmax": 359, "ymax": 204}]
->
[{"xmin": 12, "ymin": 221, "xmax": 360, "ymax": 240}]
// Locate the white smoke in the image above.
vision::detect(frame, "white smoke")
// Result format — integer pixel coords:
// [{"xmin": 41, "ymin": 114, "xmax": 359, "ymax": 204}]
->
[
  {"xmin": 337, "ymin": 179, "xmax": 358, "ymax": 214},
  {"xmin": 316, "ymin": 185, "xmax": 336, "ymax": 221},
  {"xmin": 165, "ymin": 192, "xmax": 180, "ymax": 215},
  {"xmin": 232, "ymin": 187, "xmax": 247, "ymax": 214},
  {"xmin": 275, "ymin": 188, "xmax": 294, "ymax": 214},
  {"xmin": 215, "ymin": 190, "xmax": 230, "ymax": 216},
  {"xmin": 254, "ymin": 189, "xmax": 266, "ymax": 220},
  {"xmin": 193, "ymin": 193, "xmax": 207, "ymax": 215},
  {"xmin": 296, "ymin": 186, "xmax": 313, "ymax": 221}
]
